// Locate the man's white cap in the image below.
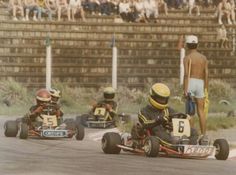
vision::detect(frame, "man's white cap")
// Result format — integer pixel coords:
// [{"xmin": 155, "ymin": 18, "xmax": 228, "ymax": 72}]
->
[{"xmin": 186, "ymin": 35, "xmax": 198, "ymax": 44}]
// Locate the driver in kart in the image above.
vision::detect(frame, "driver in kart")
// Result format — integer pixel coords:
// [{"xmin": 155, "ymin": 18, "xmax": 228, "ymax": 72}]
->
[
  {"xmin": 49, "ymin": 88, "xmax": 64, "ymax": 124},
  {"xmin": 92, "ymin": 87, "xmax": 118, "ymax": 120},
  {"xmin": 22, "ymin": 88, "xmax": 51, "ymax": 125},
  {"xmin": 131, "ymin": 83, "xmax": 198, "ymax": 145}
]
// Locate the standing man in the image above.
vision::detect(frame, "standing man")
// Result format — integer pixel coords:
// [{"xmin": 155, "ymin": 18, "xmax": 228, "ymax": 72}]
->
[{"xmin": 183, "ymin": 35, "xmax": 209, "ymax": 145}]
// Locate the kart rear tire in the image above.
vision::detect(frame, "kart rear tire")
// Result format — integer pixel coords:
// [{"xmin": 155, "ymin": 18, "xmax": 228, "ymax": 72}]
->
[
  {"xmin": 144, "ymin": 136, "xmax": 160, "ymax": 157},
  {"xmin": 214, "ymin": 139, "xmax": 229, "ymax": 160},
  {"xmin": 4, "ymin": 120, "xmax": 18, "ymax": 137},
  {"xmin": 19, "ymin": 123, "xmax": 28, "ymax": 139},
  {"xmin": 75, "ymin": 123, "xmax": 85, "ymax": 140},
  {"xmin": 102, "ymin": 132, "xmax": 121, "ymax": 154}
]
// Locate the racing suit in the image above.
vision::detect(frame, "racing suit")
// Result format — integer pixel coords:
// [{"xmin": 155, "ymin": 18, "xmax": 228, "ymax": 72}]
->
[
  {"xmin": 131, "ymin": 104, "xmax": 198, "ymax": 144},
  {"xmin": 92, "ymin": 99, "xmax": 118, "ymax": 120},
  {"xmin": 22, "ymin": 103, "xmax": 63, "ymax": 126}
]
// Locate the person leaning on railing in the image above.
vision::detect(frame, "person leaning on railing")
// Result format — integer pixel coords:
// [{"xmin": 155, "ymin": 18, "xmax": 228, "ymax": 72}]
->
[
  {"xmin": 9, "ymin": 0, "xmax": 25, "ymax": 20},
  {"xmin": 36, "ymin": 0, "xmax": 53, "ymax": 21}
]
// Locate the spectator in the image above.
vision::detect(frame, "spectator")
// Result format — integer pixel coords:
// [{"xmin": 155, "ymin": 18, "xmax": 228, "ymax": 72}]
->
[
  {"xmin": 24, "ymin": 0, "xmax": 39, "ymax": 21},
  {"xmin": 84, "ymin": 0, "xmax": 101, "ymax": 15},
  {"xmin": 100, "ymin": 0, "xmax": 111, "ymax": 15},
  {"xmin": 188, "ymin": 0, "xmax": 200, "ymax": 16},
  {"xmin": 133, "ymin": 0, "xmax": 147, "ymax": 22},
  {"xmin": 9, "ymin": 0, "xmax": 25, "ymax": 20},
  {"xmin": 183, "ymin": 35, "xmax": 209, "ymax": 145},
  {"xmin": 143, "ymin": 0, "xmax": 158, "ymax": 22},
  {"xmin": 217, "ymin": 24, "xmax": 229, "ymax": 48},
  {"xmin": 47, "ymin": 0, "xmax": 57, "ymax": 16},
  {"xmin": 229, "ymin": 0, "xmax": 235, "ymax": 24},
  {"xmin": 69, "ymin": 0, "xmax": 86, "ymax": 21},
  {"xmin": 156, "ymin": 0, "xmax": 168, "ymax": 16},
  {"xmin": 56, "ymin": 0, "xmax": 70, "ymax": 21},
  {"xmin": 108, "ymin": 0, "xmax": 119, "ymax": 15},
  {"xmin": 217, "ymin": 0, "xmax": 232, "ymax": 24},
  {"xmin": 119, "ymin": 0, "xmax": 135, "ymax": 22},
  {"xmin": 36, "ymin": 0, "xmax": 53, "ymax": 21}
]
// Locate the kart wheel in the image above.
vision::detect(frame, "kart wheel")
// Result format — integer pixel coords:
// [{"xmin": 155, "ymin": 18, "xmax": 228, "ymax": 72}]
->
[
  {"xmin": 144, "ymin": 136, "xmax": 159, "ymax": 157},
  {"xmin": 76, "ymin": 114, "xmax": 89, "ymax": 127},
  {"xmin": 19, "ymin": 123, "xmax": 28, "ymax": 139},
  {"xmin": 4, "ymin": 120, "xmax": 18, "ymax": 137},
  {"xmin": 214, "ymin": 139, "xmax": 229, "ymax": 160},
  {"xmin": 102, "ymin": 132, "xmax": 121, "ymax": 154},
  {"xmin": 75, "ymin": 123, "xmax": 85, "ymax": 140}
]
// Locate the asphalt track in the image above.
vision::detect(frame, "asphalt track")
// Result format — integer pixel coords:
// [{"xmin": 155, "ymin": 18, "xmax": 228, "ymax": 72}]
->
[{"xmin": 0, "ymin": 117, "xmax": 236, "ymax": 175}]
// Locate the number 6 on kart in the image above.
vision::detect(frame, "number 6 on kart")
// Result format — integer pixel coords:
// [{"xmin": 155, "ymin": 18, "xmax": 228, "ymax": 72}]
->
[{"xmin": 172, "ymin": 118, "xmax": 190, "ymax": 137}]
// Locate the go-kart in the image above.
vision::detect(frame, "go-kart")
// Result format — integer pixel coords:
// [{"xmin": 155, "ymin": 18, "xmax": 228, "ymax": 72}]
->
[
  {"xmin": 101, "ymin": 113, "xmax": 229, "ymax": 160},
  {"xmin": 77, "ymin": 103, "xmax": 130, "ymax": 128},
  {"xmin": 4, "ymin": 105, "xmax": 85, "ymax": 140}
]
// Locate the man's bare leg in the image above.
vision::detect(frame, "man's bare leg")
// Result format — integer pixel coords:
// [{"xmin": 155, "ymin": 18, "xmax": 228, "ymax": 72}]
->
[{"xmin": 195, "ymin": 98, "xmax": 206, "ymax": 135}]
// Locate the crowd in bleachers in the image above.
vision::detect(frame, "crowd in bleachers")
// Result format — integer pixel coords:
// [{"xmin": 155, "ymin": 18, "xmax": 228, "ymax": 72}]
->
[{"xmin": 0, "ymin": 0, "xmax": 235, "ymax": 24}]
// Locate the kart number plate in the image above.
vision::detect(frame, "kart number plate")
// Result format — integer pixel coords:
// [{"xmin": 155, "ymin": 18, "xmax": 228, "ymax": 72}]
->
[
  {"xmin": 94, "ymin": 108, "xmax": 106, "ymax": 116},
  {"xmin": 184, "ymin": 145, "xmax": 215, "ymax": 156},
  {"xmin": 42, "ymin": 130, "xmax": 67, "ymax": 137}
]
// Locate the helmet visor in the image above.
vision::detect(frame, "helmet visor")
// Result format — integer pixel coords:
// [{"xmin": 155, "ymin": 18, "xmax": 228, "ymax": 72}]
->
[
  {"xmin": 151, "ymin": 94, "xmax": 169, "ymax": 105},
  {"xmin": 104, "ymin": 93, "xmax": 115, "ymax": 99}
]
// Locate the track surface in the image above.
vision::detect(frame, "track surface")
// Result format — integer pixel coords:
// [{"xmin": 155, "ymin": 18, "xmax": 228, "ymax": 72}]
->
[{"xmin": 0, "ymin": 117, "xmax": 236, "ymax": 175}]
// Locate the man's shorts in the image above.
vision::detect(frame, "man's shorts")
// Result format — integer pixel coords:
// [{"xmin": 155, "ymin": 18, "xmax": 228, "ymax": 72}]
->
[{"xmin": 188, "ymin": 78, "xmax": 205, "ymax": 98}]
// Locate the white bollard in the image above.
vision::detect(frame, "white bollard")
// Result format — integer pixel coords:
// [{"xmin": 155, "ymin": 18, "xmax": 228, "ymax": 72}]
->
[
  {"xmin": 46, "ymin": 36, "xmax": 52, "ymax": 90},
  {"xmin": 112, "ymin": 46, "xmax": 117, "ymax": 90},
  {"xmin": 180, "ymin": 48, "xmax": 185, "ymax": 85},
  {"xmin": 111, "ymin": 34, "xmax": 117, "ymax": 89}
]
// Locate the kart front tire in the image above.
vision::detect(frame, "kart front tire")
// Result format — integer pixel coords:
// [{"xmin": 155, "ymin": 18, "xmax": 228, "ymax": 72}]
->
[
  {"xmin": 144, "ymin": 136, "xmax": 160, "ymax": 157},
  {"xmin": 214, "ymin": 139, "xmax": 229, "ymax": 160},
  {"xmin": 4, "ymin": 120, "xmax": 18, "ymax": 137},
  {"xmin": 75, "ymin": 123, "xmax": 85, "ymax": 140},
  {"xmin": 19, "ymin": 123, "xmax": 28, "ymax": 139},
  {"xmin": 102, "ymin": 132, "xmax": 121, "ymax": 154}
]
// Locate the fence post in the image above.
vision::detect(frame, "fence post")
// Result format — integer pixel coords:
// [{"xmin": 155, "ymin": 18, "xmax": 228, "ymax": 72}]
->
[
  {"xmin": 46, "ymin": 35, "xmax": 52, "ymax": 90},
  {"xmin": 112, "ymin": 34, "xmax": 117, "ymax": 89}
]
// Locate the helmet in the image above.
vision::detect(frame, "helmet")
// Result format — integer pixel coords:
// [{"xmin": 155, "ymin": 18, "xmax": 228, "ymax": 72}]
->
[
  {"xmin": 36, "ymin": 89, "xmax": 51, "ymax": 104},
  {"xmin": 103, "ymin": 87, "xmax": 115, "ymax": 100},
  {"xmin": 149, "ymin": 83, "xmax": 170, "ymax": 110},
  {"xmin": 49, "ymin": 88, "xmax": 61, "ymax": 103},
  {"xmin": 186, "ymin": 35, "xmax": 198, "ymax": 44}
]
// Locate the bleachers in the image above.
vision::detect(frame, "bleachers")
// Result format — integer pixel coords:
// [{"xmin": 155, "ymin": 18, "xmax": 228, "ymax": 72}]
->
[{"xmin": 0, "ymin": 4, "xmax": 236, "ymax": 89}]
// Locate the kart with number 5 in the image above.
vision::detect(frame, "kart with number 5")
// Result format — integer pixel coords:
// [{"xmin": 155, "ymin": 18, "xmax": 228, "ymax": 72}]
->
[{"xmin": 4, "ymin": 104, "xmax": 85, "ymax": 140}]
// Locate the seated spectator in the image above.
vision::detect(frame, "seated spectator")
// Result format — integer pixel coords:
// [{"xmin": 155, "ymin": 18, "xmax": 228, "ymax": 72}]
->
[
  {"xmin": 119, "ymin": 0, "xmax": 135, "ymax": 22},
  {"xmin": 144, "ymin": 0, "xmax": 158, "ymax": 22},
  {"xmin": 108, "ymin": 0, "xmax": 119, "ymax": 15},
  {"xmin": 229, "ymin": 0, "xmax": 235, "ymax": 24},
  {"xmin": 83, "ymin": 0, "xmax": 101, "ymax": 15},
  {"xmin": 188, "ymin": 0, "xmax": 200, "ymax": 16},
  {"xmin": 156, "ymin": 0, "xmax": 168, "ymax": 16},
  {"xmin": 24, "ymin": 0, "xmax": 39, "ymax": 21},
  {"xmin": 133, "ymin": 0, "xmax": 147, "ymax": 22},
  {"xmin": 217, "ymin": 0, "xmax": 232, "ymax": 24},
  {"xmin": 69, "ymin": 0, "xmax": 86, "ymax": 21},
  {"xmin": 9, "ymin": 0, "xmax": 25, "ymax": 20},
  {"xmin": 48, "ymin": 0, "xmax": 57, "ymax": 15},
  {"xmin": 100, "ymin": 0, "xmax": 111, "ymax": 15},
  {"xmin": 56, "ymin": 0, "xmax": 70, "ymax": 21},
  {"xmin": 36, "ymin": 0, "xmax": 53, "ymax": 21},
  {"xmin": 217, "ymin": 24, "xmax": 229, "ymax": 48}
]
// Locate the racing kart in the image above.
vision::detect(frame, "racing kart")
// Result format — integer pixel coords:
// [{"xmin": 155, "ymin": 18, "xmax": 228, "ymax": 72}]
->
[
  {"xmin": 4, "ymin": 105, "xmax": 85, "ymax": 140},
  {"xmin": 101, "ymin": 113, "xmax": 229, "ymax": 160},
  {"xmin": 77, "ymin": 104, "xmax": 130, "ymax": 128}
]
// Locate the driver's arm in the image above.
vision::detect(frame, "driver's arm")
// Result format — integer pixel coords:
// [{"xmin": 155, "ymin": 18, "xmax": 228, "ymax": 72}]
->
[{"xmin": 138, "ymin": 110, "xmax": 157, "ymax": 129}]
